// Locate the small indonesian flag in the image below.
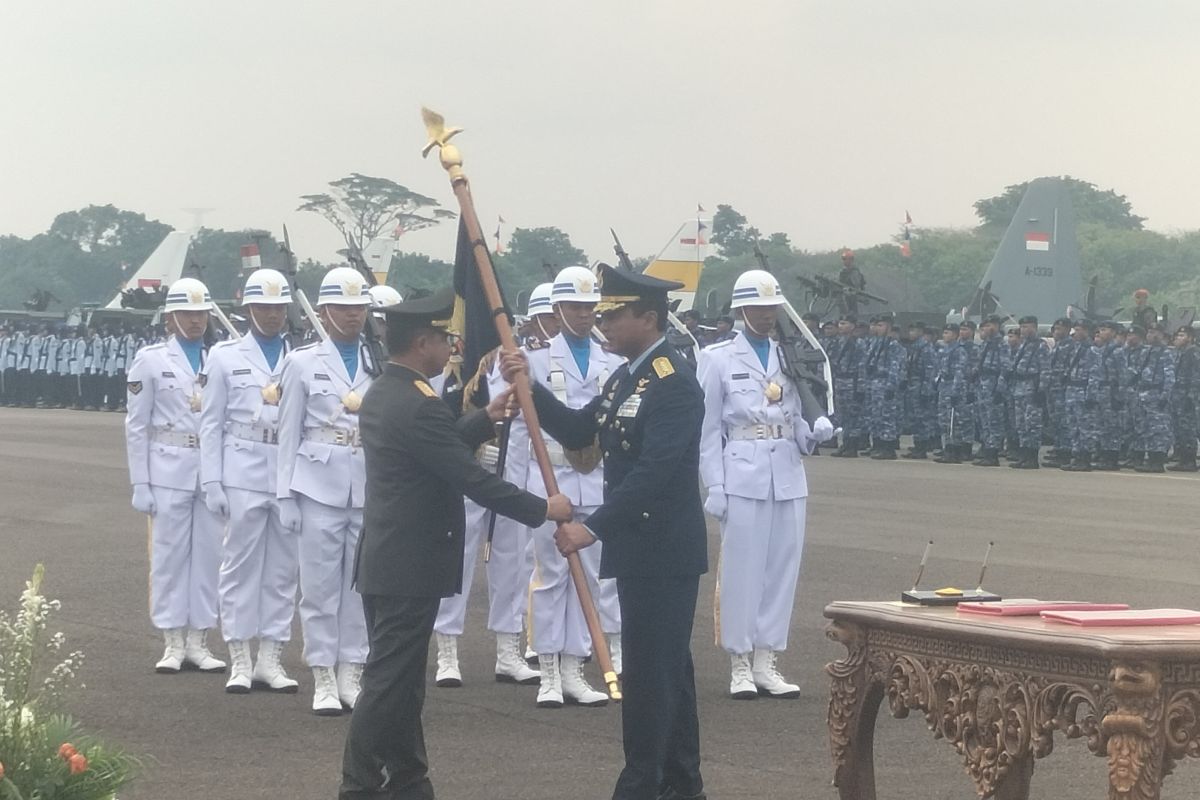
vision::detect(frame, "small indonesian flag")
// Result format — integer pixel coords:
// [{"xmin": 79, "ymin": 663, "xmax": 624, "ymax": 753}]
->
[
  {"xmin": 1025, "ymin": 232, "xmax": 1051, "ymax": 252},
  {"xmin": 240, "ymin": 244, "xmax": 262, "ymax": 270}
]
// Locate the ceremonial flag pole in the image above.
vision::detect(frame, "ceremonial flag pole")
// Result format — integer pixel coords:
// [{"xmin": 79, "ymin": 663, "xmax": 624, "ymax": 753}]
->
[{"xmin": 421, "ymin": 107, "xmax": 620, "ymax": 700}]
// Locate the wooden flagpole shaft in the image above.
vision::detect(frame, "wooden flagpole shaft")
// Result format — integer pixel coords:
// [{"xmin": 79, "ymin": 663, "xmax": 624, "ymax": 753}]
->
[{"xmin": 423, "ymin": 110, "xmax": 620, "ymax": 699}]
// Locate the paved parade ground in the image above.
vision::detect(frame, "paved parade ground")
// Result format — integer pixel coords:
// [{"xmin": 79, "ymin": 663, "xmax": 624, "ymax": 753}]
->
[{"xmin": 2, "ymin": 407, "xmax": 1199, "ymax": 800}]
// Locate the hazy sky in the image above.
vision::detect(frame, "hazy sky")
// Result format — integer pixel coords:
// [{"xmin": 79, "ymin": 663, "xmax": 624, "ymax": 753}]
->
[{"xmin": 3, "ymin": 2, "xmax": 1198, "ymax": 268}]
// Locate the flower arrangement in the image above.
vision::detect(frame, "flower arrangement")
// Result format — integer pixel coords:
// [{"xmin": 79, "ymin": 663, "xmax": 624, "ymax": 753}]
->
[{"xmin": 0, "ymin": 565, "xmax": 139, "ymax": 800}]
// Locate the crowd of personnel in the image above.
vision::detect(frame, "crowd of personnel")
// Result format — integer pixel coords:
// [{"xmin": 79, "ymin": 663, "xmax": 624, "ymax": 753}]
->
[{"xmin": 815, "ymin": 304, "xmax": 1198, "ymax": 473}]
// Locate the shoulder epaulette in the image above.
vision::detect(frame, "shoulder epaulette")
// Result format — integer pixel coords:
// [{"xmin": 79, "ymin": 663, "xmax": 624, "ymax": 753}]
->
[{"xmin": 525, "ymin": 339, "xmax": 549, "ymax": 351}]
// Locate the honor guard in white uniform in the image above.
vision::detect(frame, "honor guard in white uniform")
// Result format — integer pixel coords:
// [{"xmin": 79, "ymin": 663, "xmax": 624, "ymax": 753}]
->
[
  {"xmin": 276, "ymin": 266, "xmax": 375, "ymax": 715},
  {"xmin": 70, "ymin": 327, "xmax": 87, "ymax": 409},
  {"xmin": 124, "ymin": 277, "xmax": 227, "ymax": 675},
  {"xmin": 432, "ymin": 283, "xmax": 557, "ymax": 689},
  {"xmin": 200, "ymin": 269, "xmax": 300, "ymax": 695},
  {"xmin": 698, "ymin": 270, "xmax": 835, "ymax": 699},
  {"xmin": 524, "ymin": 267, "xmax": 625, "ymax": 708}
]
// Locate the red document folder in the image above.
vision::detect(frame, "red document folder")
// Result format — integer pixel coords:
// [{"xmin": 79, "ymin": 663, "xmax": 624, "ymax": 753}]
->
[
  {"xmin": 1039, "ymin": 608, "xmax": 1200, "ymax": 627},
  {"xmin": 957, "ymin": 601, "xmax": 1130, "ymax": 617}
]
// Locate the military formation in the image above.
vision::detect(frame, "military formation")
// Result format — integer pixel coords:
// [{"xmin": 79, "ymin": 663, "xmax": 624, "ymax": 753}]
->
[
  {"xmin": 0, "ymin": 321, "xmax": 147, "ymax": 410},
  {"xmin": 822, "ymin": 311, "xmax": 1200, "ymax": 474}
]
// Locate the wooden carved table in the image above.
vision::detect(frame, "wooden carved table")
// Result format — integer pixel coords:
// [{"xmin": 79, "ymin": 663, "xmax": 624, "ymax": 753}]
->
[{"xmin": 825, "ymin": 601, "xmax": 1200, "ymax": 800}]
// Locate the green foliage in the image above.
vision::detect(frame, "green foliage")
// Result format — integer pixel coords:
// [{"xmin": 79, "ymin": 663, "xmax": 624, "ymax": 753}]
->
[
  {"xmin": 385, "ymin": 252, "xmax": 453, "ymax": 298},
  {"xmin": 187, "ymin": 229, "xmax": 282, "ymax": 301},
  {"xmin": 710, "ymin": 204, "xmax": 759, "ymax": 257},
  {"xmin": 298, "ymin": 173, "xmax": 456, "ymax": 251},
  {"xmin": 974, "ymin": 176, "xmax": 1145, "ymax": 232},
  {"xmin": 492, "ymin": 226, "xmax": 589, "ymax": 299},
  {"xmin": 0, "ymin": 566, "xmax": 140, "ymax": 800}
]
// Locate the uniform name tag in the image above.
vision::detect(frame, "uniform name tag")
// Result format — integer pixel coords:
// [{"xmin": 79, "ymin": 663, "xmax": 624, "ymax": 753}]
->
[
  {"xmin": 314, "ymin": 373, "xmax": 331, "ymax": 381},
  {"xmin": 233, "ymin": 368, "xmax": 252, "ymax": 376},
  {"xmin": 161, "ymin": 371, "xmax": 175, "ymax": 378},
  {"xmin": 617, "ymin": 395, "xmax": 642, "ymax": 418},
  {"xmin": 732, "ymin": 373, "xmax": 750, "ymax": 380}
]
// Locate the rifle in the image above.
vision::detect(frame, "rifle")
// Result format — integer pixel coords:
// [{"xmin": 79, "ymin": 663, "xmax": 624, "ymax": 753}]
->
[
  {"xmin": 610, "ymin": 228, "xmax": 699, "ymax": 362},
  {"xmin": 343, "ymin": 238, "xmax": 388, "ymax": 378},
  {"xmin": 280, "ymin": 226, "xmax": 328, "ymax": 343},
  {"xmin": 752, "ymin": 242, "xmax": 836, "ymax": 424}
]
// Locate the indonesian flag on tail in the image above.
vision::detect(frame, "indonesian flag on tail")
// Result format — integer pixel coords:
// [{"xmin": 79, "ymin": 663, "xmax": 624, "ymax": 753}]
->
[
  {"xmin": 240, "ymin": 244, "xmax": 262, "ymax": 271},
  {"xmin": 1025, "ymin": 232, "xmax": 1051, "ymax": 252}
]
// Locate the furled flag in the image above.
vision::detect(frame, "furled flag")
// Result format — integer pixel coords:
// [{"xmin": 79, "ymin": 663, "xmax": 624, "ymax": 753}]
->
[
  {"xmin": 450, "ymin": 217, "xmax": 511, "ymax": 390},
  {"xmin": 697, "ymin": 203, "xmax": 706, "ymax": 214},
  {"xmin": 1025, "ymin": 232, "xmax": 1051, "ymax": 252},
  {"xmin": 905, "ymin": 210, "xmax": 913, "ymax": 225},
  {"xmin": 493, "ymin": 215, "xmax": 505, "ymax": 254}
]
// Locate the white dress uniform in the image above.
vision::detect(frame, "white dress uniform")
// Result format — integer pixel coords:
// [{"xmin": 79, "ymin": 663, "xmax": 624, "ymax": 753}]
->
[
  {"xmin": 525, "ymin": 333, "xmax": 624, "ymax": 683},
  {"xmin": 432, "ymin": 354, "xmax": 539, "ymax": 684},
  {"xmin": 275, "ymin": 337, "xmax": 372, "ymax": 672},
  {"xmin": 125, "ymin": 336, "xmax": 225, "ymax": 643},
  {"xmin": 201, "ymin": 335, "xmax": 298, "ymax": 647},
  {"xmin": 698, "ymin": 329, "xmax": 821, "ymax": 697},
  {"xmin": 70, "ymin": 335, "xmax": 86, "ymax": 406}
]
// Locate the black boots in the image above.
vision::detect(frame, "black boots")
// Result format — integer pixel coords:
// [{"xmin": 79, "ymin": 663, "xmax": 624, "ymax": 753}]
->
[
  {"xmin": 1168, "ymin": 445, "xmax": 1199, "ymax": 472},
  {"xmin": 1061, "ymin": 451, "xmax": 1093, "ymax": 472},
  {"xmin": 871, "ymin": 440, "xmax": 898, "ymax": 460},
  {"xmin": 972, "ymin": 447, "xmax": 1000, "ymax": 467},
  {"xmin": 1135, "ymin": 452, "xmax": 1167, "ymax": 473},
  {"xmin": 902, "ymin": 438, "xmax": 928, "ymax": 459},
  {"xmin": 1009, "ymin": 446, "xmax": 1040, "ymax": 469}
]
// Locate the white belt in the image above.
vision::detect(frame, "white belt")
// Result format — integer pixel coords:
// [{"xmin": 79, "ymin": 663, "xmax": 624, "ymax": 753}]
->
[
  {"xmin": 305, "ymin": 427, "xmax": 361, "ymax": 447},
  {"xmin": 228, "ymin": 422, "xmax": 278, "ymax": 445},
  {"xmin": 727, "ymin": 423, "xmax": 794, "ymax": 441},
  {"xmin": 479, "ymin": 444, "xmax": 500, "ymax": 469},
  {"xmin": 152, "ymin": 429, "xmax": 199, "ymax": 448}
]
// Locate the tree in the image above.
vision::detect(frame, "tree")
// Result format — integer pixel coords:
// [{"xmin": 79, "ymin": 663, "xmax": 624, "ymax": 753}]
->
[
  {"xmin": 298, "ymin": 173, "xmax": 456, "ymax": 251},
  {"xmin": 49, "ymin": 204, "xmax": 171, "ymax": 254},
  {"xmin": 493, "ymin": 226, "xmax": 588, "ymax": 297},
  {"xmin": 386, "ymin": 251, "xmax": 454, "ymax": 298},
  {"xmin": 973, "ymin": 177, "xmax": 1146, "ymax": 232},
  {"xmin": 710, "ymin": 204, "xmax": 760, "ymax": 257}
]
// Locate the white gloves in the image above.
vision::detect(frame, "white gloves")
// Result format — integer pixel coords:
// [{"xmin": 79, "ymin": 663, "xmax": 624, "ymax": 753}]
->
[
  {"xmin": 278, "ymin": 497, "xmax": 302, "ymax": 533},
  {"xmin": 203, "ymin": 482, "xmax": 229, "ymax": 520},
  {"xmin": 703, "ymin": 486, "xmax": 728, "ymax": 522},
  {"xmin": 131, "ymin": 483, "xmax": 156, "ymax": 515},
  {"xmin": 811, "ymin": 416, "xmax": 837, "ymax": 443}
]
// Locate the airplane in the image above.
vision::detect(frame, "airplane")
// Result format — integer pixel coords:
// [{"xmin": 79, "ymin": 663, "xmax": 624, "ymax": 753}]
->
[
  {"xmin": 640, "ymin": 216, "xmax": 712, "ymax": 314},
  {"xmin": 957, "ymin": 177, "xmax": 1084, "ymax": 325},
  {"xmin": 105, "ymin": 229, "xmax": 197, "ymax": 310}
]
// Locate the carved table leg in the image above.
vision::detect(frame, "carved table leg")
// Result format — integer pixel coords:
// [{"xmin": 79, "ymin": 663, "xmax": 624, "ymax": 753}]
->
[
  {"xmin": 1102, "ymin": 661, "xmax": 1166, "ymax": 800},
  {"xmin": 827, "ymin": 621, "xmax": 882, "ymax": 800},
  {"xmin": 991, "ymin": 756, "xmax": 1034, "ymax": 800}
]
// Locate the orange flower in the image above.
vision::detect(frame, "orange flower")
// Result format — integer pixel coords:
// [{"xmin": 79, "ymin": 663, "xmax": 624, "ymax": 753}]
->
[
  {"xmin": 58, "ymin": 743, "xmax": 77, "ymax": 760},
  {"xmin": 68, "ymin": 753, "xmax": 88, "ymax": 775}
]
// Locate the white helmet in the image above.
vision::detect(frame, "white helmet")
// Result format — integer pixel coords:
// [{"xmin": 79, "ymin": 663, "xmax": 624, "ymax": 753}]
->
[
  {"xmin": 551, "ymin": 266, "xmax": 601, "ymax": 304},
  {"xmin": 730, "ymin": 269, "xmax": 785, "ymax": 309},
  {"xmin": 241, "ymin": 268, "xmax": 292, "ymax": 306},
  {"xmin": 164, "ymin": 277, "xmax": 213, "ymax": 312},
  {"xmin": 368, "ymin": 285, "xmax": 404, "ymax": 307},
  {"xmin": 317, "ymin": 267, "xmax": 372, "ymax": 306},
  {"xmin": 526, "ymin": 282, "xmax": 556, "ymax": 316}
]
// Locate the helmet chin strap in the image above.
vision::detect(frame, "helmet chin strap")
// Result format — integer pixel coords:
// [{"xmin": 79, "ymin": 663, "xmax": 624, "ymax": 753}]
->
[
  {"xmin": 740, "ymin": 310, "xmax": 772, "ymax": 339},
  {"xmin": 325, "ymin": 310, "xmax": 350, "ymax": 340},
  {"xmin": 557, "ymin": 311, "xmax": 589, "ymax": 340},
  {"xmin": 535, "ymin": 315, "xmax": 554, "ymax": 342},
  {"xmin": 248, "ymin": 306, "xmax": 268, "ymax": 338}
]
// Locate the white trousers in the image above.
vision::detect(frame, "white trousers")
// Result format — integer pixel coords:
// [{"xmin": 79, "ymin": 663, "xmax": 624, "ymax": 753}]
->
[
  {"xmin": 218, "ymin": 488, "xmax": 299, "ymax": 643},
  {"xmin": 148, "ymin": 486, "xmax": 222, "ymax": 631},
  {"xmin": 528, "ymin": 507, "xmax": 620, "ymax": 657},
  {"xmin": 297, "ymin": 495, "xmax": 367, "ymax": 667},
  {"xmin": 718, "ymin": 495, "xmax": 806, "ymax": 654},
  {"xmin": 434, "ymin": 499, "xmax": 535, "ymax": 636}
]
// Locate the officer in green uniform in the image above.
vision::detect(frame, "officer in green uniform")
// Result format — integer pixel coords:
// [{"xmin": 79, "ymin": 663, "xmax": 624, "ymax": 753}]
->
[
  {"xmin": 340, "ymin": 288, "xmax": 573, "ymax": 800},
  {"xmin": 502, "ymin": 265, "xmax": 709, "ymax": 800}
]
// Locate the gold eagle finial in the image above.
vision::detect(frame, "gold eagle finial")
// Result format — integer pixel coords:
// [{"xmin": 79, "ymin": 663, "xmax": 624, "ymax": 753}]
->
[{"xmin": 421, "ymin": 107, "xmax": 464, "ymax": 158}]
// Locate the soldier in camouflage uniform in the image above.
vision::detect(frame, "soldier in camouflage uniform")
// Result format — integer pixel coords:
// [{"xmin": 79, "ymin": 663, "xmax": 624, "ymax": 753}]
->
[
  {"xmin": 1042, "ymin": 318, "xmax": 1075, "ymax": 467},
  {"xmin": 1060, "ymin": 320, "xmax": 1102, "ymax": 472},
  {"xmin": 1093, "ymin": 322, "xmax": 1127, "ymax": 471},
  {"xmin": 1122, "ymin": 326, "xmax": 1148, "ymax": 468},
  {"xmin": 970, "ymin": 316, "xmax": 1009, "ymax": 467},
  {"xmin": 934, "ymin": 325, "xmax": 970, "ymax": 463},
  {"xmin": 1168, "ymin": 326, "xmax": 1199, "ymax": 472},
  {"xmin": 860, "ymin": 315, "xmax": 905, "ymax": 459},
  {"xmin": 901, "ymin": 322, "xmax": 939, "ymax": 459},
  {"xmin": 955, "ymin": 321, "xmax": 979, "ymax": 460},
  {"xmin": 1007, "ymin": 316, "xmax": 1050, "ymax": 469},
  {"xmin": 829, "ymin": 316, "xmax": 864, "ymax": 458},
  {"xmin": 1130, "ymin": 323, "xmax": 1176, "ymax": 473}
]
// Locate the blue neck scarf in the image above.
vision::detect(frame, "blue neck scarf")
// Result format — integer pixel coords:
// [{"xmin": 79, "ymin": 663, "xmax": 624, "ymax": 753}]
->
[
  {"xmin": 254, "ymin": 332, "xmax": 285, "ymax": 371},
  {"xmin": 178, "ymin": 336, "xmax": 203, "ymax": 373},
  {"xmin": 563, "ymin": 331, "xmax": 590, "ymax": 378},
  {"xmin": 744, "ymin": 331, "xmax": 771, "ymax": 370},
  {"xmin": 334, "ymin": 340, "xmax": 359, "ymax": 380}
]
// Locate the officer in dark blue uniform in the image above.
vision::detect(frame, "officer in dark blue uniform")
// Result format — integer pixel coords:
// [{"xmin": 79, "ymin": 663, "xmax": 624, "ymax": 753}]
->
[{"xmin": 502, "ymin": 264, "xmax": 708, "ymax": 800}]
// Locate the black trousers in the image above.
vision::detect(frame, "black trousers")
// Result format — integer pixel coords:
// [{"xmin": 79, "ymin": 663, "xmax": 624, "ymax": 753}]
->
[
  {"xmin": 612, "ymin": 575, "xmax": 703, "ymax": 800},
  {"xmin": 340, "ymin": 594, "xmax": 439, "ymax": 800}
]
